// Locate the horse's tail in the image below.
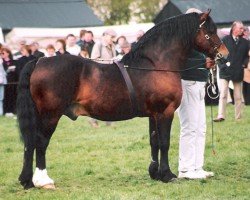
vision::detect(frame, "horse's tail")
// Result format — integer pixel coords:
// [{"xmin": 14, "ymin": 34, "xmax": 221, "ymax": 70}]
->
[{"xmin": 17, "ymin": 59, "xmax": 38, "ymax": 143}]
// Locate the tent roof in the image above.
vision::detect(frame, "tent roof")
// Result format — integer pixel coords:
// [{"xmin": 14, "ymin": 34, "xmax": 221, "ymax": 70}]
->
[
  {"xmin": 154, "ymin": 0, "xmax": 250, "ymax": 26},
  {"xmin": 0, "ymin": 0, "xmax": 103, "ymax": 30}
]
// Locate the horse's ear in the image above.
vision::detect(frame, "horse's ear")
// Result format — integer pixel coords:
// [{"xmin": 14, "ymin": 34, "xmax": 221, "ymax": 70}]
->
[{"xmin": 200, "ymin": 9, "xmax": 211, "ymax": 22}]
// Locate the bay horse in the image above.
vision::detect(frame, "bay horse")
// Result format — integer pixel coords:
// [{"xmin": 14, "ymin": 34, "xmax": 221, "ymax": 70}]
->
[{"xmin": 17, "ymin": 10, "xmax": 228, "ymax": 189}]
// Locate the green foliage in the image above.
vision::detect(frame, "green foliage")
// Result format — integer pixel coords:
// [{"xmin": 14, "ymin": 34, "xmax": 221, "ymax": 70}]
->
[
  {"xmin": 107, "ymin": 0, "xmax": 132, "ymax": 25},
  {"xmin": 86, "ymin": 0, "xmax": 163, "ymax": 25},
  {"xmin": 132, "ymin": 0, "xmax": 163, "ymax": 23},
  {"xmin": 0, "ymin": 105, "xmax": 249, "ymax": 199},
  {"xmin": 86, "ymin": 0, "xmax": 133, "ymax": 25}
]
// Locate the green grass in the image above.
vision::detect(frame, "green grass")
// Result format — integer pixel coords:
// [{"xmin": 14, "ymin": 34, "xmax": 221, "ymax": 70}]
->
[{"xmin": 0, "ymin": 105, "xmax": 249, "ymax": 200}]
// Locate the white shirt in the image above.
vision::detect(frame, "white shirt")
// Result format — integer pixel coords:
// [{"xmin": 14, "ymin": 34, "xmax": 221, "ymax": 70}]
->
[{"xmin": 66, "ymin": 45, "xmax": 81, "ymax": 56}]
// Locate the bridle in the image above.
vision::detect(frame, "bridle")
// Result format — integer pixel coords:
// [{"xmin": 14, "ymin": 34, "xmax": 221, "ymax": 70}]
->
[{"xmin": 198, "ymin": 20, "xmax": 225, "ymax": 62}]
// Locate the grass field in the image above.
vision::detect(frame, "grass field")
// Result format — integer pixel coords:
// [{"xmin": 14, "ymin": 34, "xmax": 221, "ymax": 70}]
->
[{"xmin": 0, "ymin": 104, "xmax": 249, "ymax": 200}]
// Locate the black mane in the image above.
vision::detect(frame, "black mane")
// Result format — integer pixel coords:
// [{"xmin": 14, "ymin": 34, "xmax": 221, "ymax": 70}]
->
[{"xmin": 121, "ymin": 13, "xmax": 216, "ymax": 65}]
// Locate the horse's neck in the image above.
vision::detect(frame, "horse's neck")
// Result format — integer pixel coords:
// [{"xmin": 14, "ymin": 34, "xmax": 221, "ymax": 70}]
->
[{"xmin": 150, "ymin": 40, "xmax": 190, "ymax": 71}]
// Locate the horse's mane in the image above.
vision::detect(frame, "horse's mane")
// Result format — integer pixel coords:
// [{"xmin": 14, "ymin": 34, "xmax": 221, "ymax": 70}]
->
[{"xmin": 121, "ymin": 13, "xmax": 217, "ymax": 66}]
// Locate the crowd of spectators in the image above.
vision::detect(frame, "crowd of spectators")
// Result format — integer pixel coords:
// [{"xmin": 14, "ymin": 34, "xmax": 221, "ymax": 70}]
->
[{"xmin": 0, "ymin": 29, "xmax": 143, "ymax": 117}]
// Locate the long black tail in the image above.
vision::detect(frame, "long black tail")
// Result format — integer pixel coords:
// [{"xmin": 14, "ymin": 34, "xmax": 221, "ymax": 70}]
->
[{"xmin": 17, "ymin": 59, "xmax": 38, "ymax": 143}]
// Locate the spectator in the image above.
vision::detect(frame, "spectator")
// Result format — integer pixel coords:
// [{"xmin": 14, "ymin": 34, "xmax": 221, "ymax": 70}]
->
[
  {"xmin": 90, "ymin": 28, "xmax": 117, "ymax": 127},
  {"xmin": 66, "ymin": 34, "xmax": 81, "ymax": 56},
  {"xmin": 13, "ymin": 40, "xmax": 26, "ymax": 59},
  {"xmin": 243, "ymin": 26, "xmax": 250, "ymax": 40},
  {"xmin": 30, "ymin": 42, "xmax": 45, "ymax": 59},
  {"xmin": 115, "ymin": 35, "xmax": 127, "ymax": 54},
  {"xmin": 131, "ymin": 30, "xmax": 144, "ymax": 49},
  {"xmin": 91, "ymin": 28, "xmax": 117, "ymax": 63},
  {"xmin": 120, "ymin": 40, "xmax": 131, "ymax": 55},
  {"xmin": 115, "ymin": 40, "xmax": 131, "ymax": 60},
  {"xmin": 242, "ymin": 26, "xmax": 250, "ymax": 105},
  {"xmin": 77, "ymin": 30, "xmax": 95, "ymax": 56},
  {"xmin": 46, "ymin": 44, "xmax": 56, "ymax": 57},
  {"xmin": 76, "ymin": 29, "xmax": 87, "ymax": 48},
  {"xmin": 0, "ymin": 45, "xmax": 7, "ymax": 116},
  {"xmin": 1, "ymin": 47, "xmax": 18, "ymax": 115},
  {"xmin": 0, "ymin": 62, "xmax": 6, "ymax": 116},
  {"xmin": 79, "ymin": 46, "xmax": 89, "ymax": 58},
  {"xmin": 214, "ymin": 21, "xmax": 249, "ymax": 122},
  {"xmin": 55, "ymin": 39, "xmax": 70, "ymax": 55},
  {"xmin": 16, "ymin": 45, "xmax": 36, "ymax": 77}
]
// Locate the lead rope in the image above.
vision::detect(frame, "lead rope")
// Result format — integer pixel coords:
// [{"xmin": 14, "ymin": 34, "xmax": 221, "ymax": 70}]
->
[
  {"xmin": 207, "ymin": 69, "xmax": 219, "ymax": 155},
  {"xmin": 210, "ymin": 98, "xmax": 216, "ymax": 155}
]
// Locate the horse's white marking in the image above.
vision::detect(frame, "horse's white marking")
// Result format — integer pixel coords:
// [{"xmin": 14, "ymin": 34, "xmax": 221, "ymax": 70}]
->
[{"xmin": 32, "ymin": 168, "xmax": 54, "ymax": 188}]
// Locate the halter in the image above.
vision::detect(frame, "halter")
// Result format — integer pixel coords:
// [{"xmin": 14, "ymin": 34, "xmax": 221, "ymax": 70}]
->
[{"xmin": 198, "ymin": 20, "xmax": 224, "ymax": 62}]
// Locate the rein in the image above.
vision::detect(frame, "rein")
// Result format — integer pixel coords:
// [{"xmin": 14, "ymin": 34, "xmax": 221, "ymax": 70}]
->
[
  {"xmin": 123, "ymin": 61, "xmax": 208, "ymax": 73},
  {"xmin": 124, "ymin": 57, "xmax": 222, "ymax": 73},
  {"xmin": 90, "ymin": 58, "xmax": 216, "ymax": 73}
]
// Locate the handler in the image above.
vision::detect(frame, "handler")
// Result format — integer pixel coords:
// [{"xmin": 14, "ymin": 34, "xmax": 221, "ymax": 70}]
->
[
  {"xmin": 178, "ymin": 50, "xmax": 215, "ymax": 179},
  {"xmin": 177, "ymin": 7, "xmax": 215, "ymax": 180}
]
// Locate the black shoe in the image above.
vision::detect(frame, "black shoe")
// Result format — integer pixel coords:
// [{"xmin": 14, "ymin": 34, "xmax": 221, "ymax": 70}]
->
[{"xmin": 213, "ymin": 117, "xmax": 225, "ymax": 122}]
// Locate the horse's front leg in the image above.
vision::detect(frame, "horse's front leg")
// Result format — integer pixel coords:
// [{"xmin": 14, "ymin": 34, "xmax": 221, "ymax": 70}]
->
[
  {"xmin": 157, "ymin": 114, "xmax": 177, "ymax": 182},
  {"xmin": 32, "ymin": 117, "xmax": 58, "ymax": 189},
  {"xmin": 148, "ymin": 116, "xmax": 160, "ymax": 180}
]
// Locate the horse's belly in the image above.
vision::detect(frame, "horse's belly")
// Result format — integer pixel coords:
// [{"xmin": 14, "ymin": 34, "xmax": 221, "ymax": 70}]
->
[{"xmin": 90, "ymin": 101, "xmax": 136, "ymax": 121}]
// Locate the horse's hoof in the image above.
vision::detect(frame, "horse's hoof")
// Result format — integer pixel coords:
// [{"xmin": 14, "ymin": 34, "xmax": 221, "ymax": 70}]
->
[
  {"xmin": 19, "ymin": 177, "xmax": 35, "ymax": 189},
  {"xmin": 20, "ymin": 181, "xmax": 34, "ymax": 189},
  {"xmin": 168, "ymin": 177, "xmax": 178, "ymax": 182},
  {"xmin": 42, "ymin": 184, "xmax": 56, "ymax": 190},
  {"xmin": 148, "ymin": 161, "xmax": 159, "ymax": 180},
  {"xmin": 160, "ymin": 171, "xmax": 177, "ymax": 183}
]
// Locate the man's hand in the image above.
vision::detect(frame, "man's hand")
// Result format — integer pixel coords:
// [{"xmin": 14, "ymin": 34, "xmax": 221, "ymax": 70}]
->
[{"xmin": 206, "ymin": 57, "xmax": 216, "ymax": 69}]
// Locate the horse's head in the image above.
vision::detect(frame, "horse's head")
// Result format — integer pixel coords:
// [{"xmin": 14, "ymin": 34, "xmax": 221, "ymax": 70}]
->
[{"xmin": 194, "ymin": 9, "xmax": 229, "ymax": 62}]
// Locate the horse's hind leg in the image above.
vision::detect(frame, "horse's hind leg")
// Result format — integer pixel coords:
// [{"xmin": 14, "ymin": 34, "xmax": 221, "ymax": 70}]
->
[
  {"xmin": 32, "ymin": 116, "xmax": 59, "ymax": 189},
  {"xmin": 19, "ymin": 138, "xmax": 35, "ymax": 189},
  {"xmin": 148, "ymin": 116, "xmax": 160, "ymax": 180},
  {"xmin": 157, "ymin": 114, "xmax": 177, "ymax": 182}
]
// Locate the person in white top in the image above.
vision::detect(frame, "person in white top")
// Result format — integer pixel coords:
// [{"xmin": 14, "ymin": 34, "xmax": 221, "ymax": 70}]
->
[
  {"xmin": 0, "ymin": 60, "xmax": 7, "ymax": 116},
  {"xmin": 66, "ymin": 34, "xmax": 81, "ymax": 56}
]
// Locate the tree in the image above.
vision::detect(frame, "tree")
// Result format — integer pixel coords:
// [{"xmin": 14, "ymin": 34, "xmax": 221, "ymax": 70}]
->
[
  {"xmin": 86, "ymin": 0, "xmax": 167, "ymax": 25},
  {"xmin": 86, "ymin": 0, "xmax": 132, "ymax": 25},
  {"xmin": 130, "ymin": 0, "xmax": 163, "ymax": 23}
]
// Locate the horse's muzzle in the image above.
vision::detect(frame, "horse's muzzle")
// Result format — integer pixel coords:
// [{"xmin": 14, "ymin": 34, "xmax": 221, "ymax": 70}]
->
[
  {"xmin": 216, "ymin": 56, "xmax": 229, "ymax": 65},
  {"xmin": 215, "ymin": 43, "xmax": 229, "ymax": 65},
  {"xmin": 217, "ymin": 43, "xmax": 229, "ymax": 58}
]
